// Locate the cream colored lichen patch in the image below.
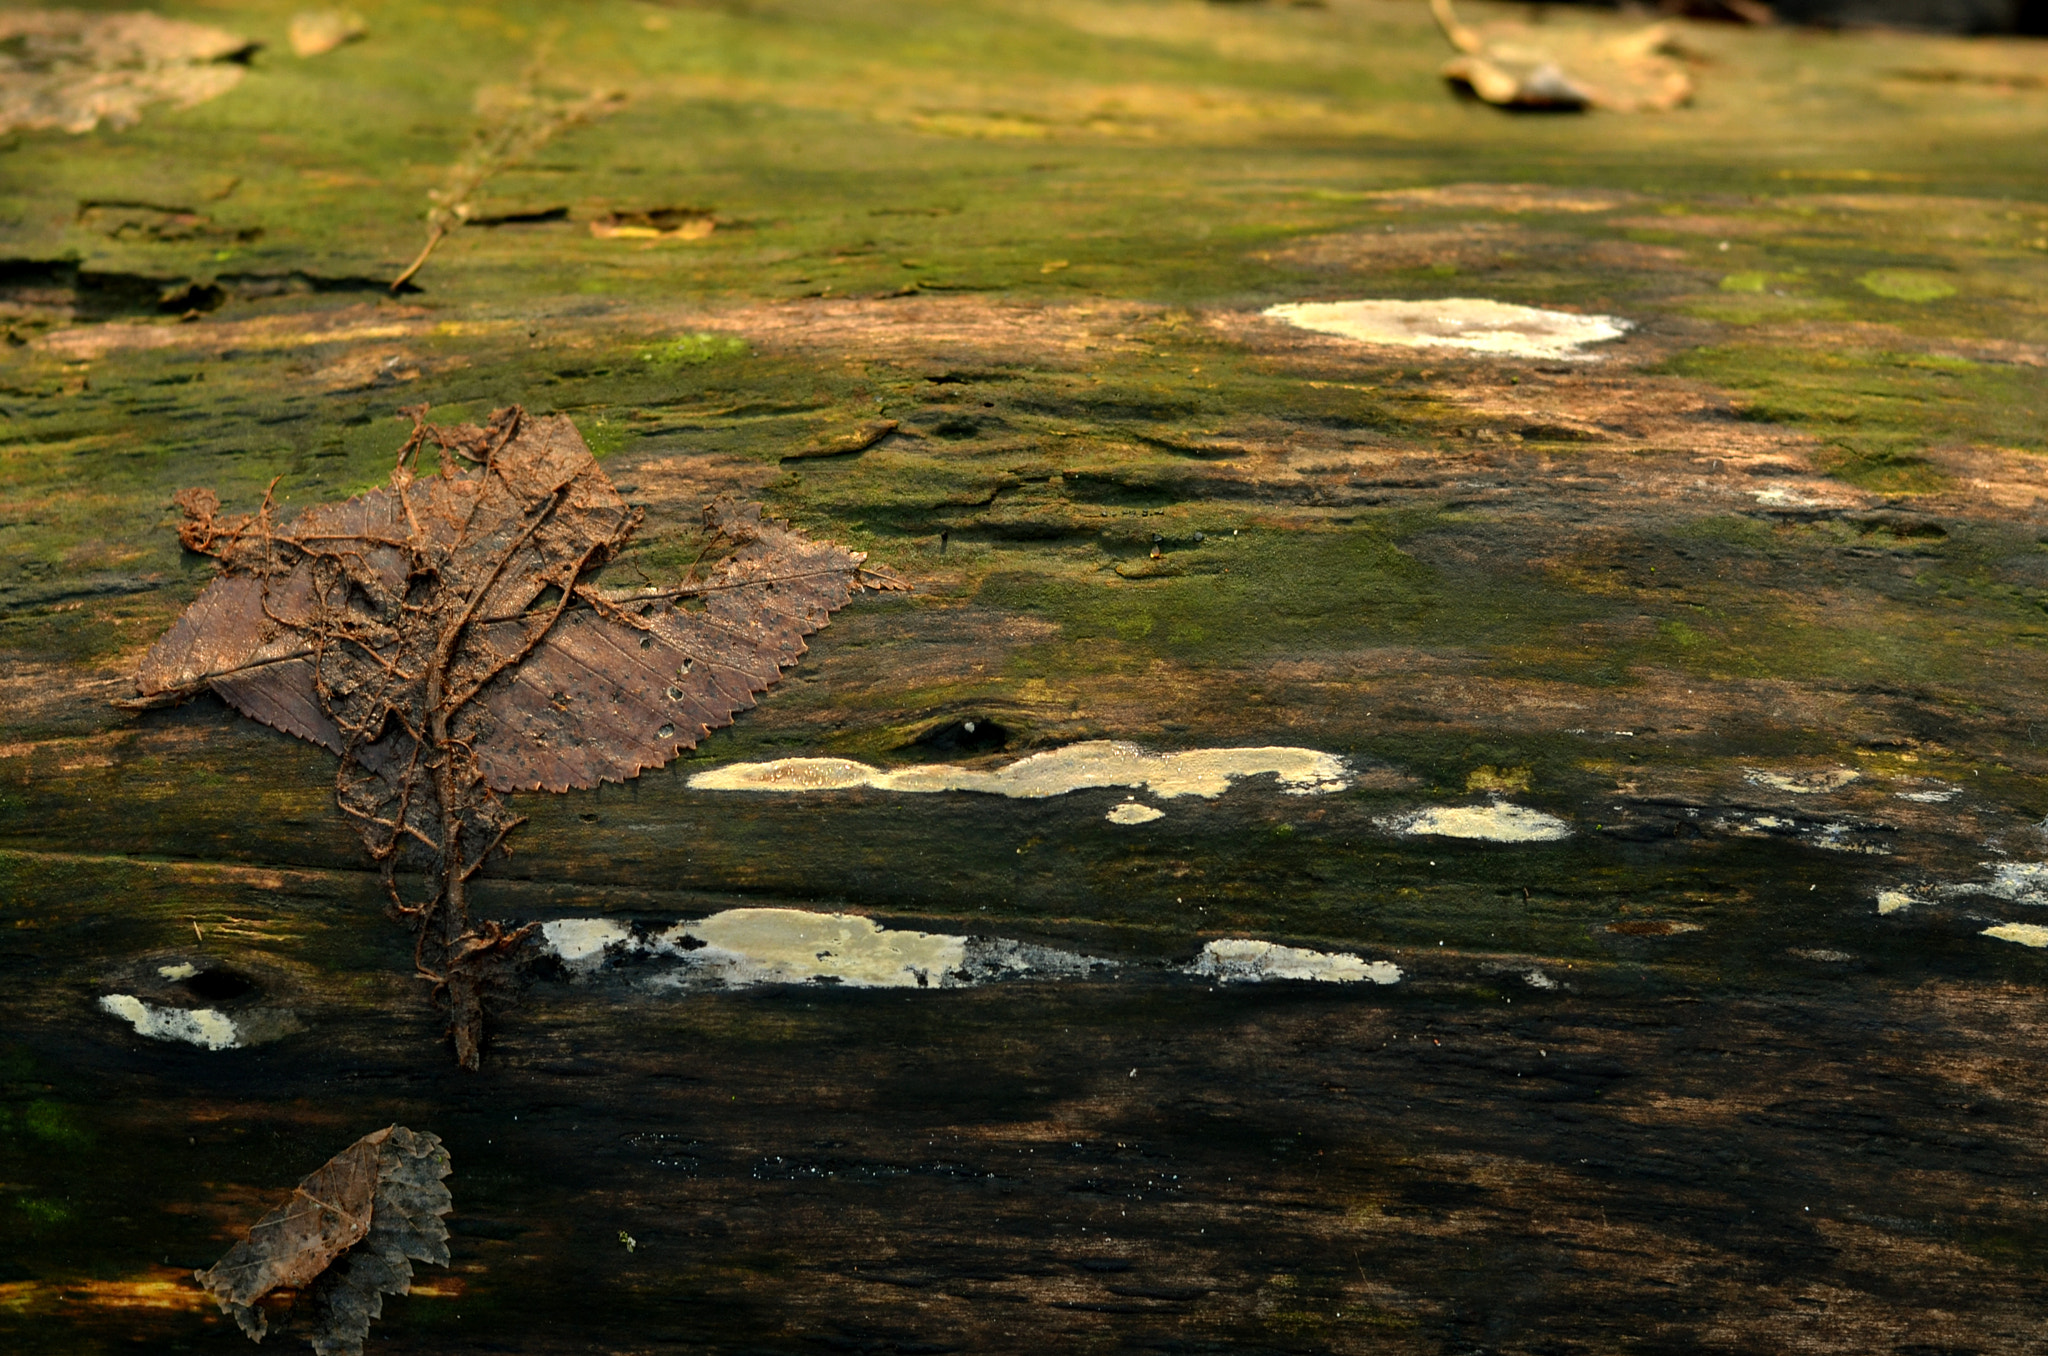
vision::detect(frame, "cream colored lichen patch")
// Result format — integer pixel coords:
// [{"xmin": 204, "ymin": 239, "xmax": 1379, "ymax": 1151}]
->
[
  {"xmin": 156, "ymin": 961, "xmax": 198, "ymax": 981},
  {"xmin": 1189, "ymin": 939, "xmax": 1401, "ymax": 985},
  {"xmin": 98, "ymin": 994, "xmax": 240, "ymax": 1050},
  {"xmin": 1876, "ymin": 889, "xmax": 1920, "ymax": 916},
  {"xmin": 1743, "ymin": 768, "xmax": 1860, "ymax": 794},
  {"xmin": 672, "ymin": 909, "xmax": 967, "ymax": 988},
  {"xmin": 1106, "ymin": 802, "xmax": 1165, "ymax": 825},
  {"xmin": 1262, "ymin": 299, "xmax": 1629, "ymax": 361},
  {"xmin": 1983, "ymin": 923, "xmax": 2048, "ymax": 949},
  {"xmin": 540, "ymin": 918, "xmax": 633, "ymax": 966},
  {"xmin": 688, "ymin": 741, "xmax": 1350, "ymax": 801},
  {"xmin": 1362, "ymin": 183, "xmax": 1640, "ymax": 213},
  {"xmin": 538, "ymin": 910, "xmax": 1115, "ymax": 990},
  {"xmin": 1382, "ymin": 802, "xmax": 1571, "ymax": 843}
]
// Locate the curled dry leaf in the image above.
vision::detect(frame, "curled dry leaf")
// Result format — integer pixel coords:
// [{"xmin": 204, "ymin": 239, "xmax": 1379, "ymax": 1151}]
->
[
  {"xmin": 1429, "ymin": 0, "xmax": 1693, "ymax": 113},
  {"xmin": 196, "ymin": 1125, "xmax": 452, "ymax": 1356},
  {"xmin": 0, "ymin": 8, "xmax": 254, "ymax": 135},
  {"xmin": 130, "ymin": 406, "xmax": 902, "ymax": 1066}
]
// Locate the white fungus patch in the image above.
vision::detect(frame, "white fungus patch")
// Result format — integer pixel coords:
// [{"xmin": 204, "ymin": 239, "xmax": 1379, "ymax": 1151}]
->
[
  {"xmin": 1876, "ymin": 889, "xmax": 1921, "ymax": 916},
  {"xmin": 538, "ymin": 909, "xmax": 1113, "ymax": 991},
  {"xmin": 1106, "ymin": 802, "xmax": 1165, "ymax": 825},
  {"xmin": 1744, "ymin": 768, "xmax": 1860, "ymax": 795},
  {"xmin": 1522, "ymin": 969, "xmax": 1559, "ymax": 990},
  {"xmin": 1789, "ymin": 948, "xmax": 1855, "ymax": 963},
  {"xmin": 98, "ymin": 994, "xmax": 241, "ymax": 1050},
  {"xmin": 1262, "ymin": 298, "xmax": 1630, "ymax": 361},
  {"xmin": 1983, "ymin": 922, "xmax": 2048, "ymax": 949},
  {"xmin": 156, "ymin": 962, "xmax": 199, "ymax": 981},
  {"xmin": 687, "ymin": 741, "xmax": 1350, "ymax": 801},
  {"xmin": 1381, "ymin": 802, "xmax": 1571, "ymax": 843},
  {"xmin": 1188, "ymin": 939, "xmax": 1401, "ymax": 986},
  {"xmin": 1896, "ymin": 785, "xmax": 1959, "ymax": 803}
]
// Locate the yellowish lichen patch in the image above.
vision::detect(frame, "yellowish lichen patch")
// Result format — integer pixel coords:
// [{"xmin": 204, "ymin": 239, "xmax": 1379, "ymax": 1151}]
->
[
  {"xmin": 1382, "ymin": 802, "xmax": 1571, "ymax": 843},
  {"xmin": 1983, "ymin": 923, "xmax": 2048, "ymax": 949},
  {"xmin": 688, "ymin": 741, "xmax": 1350, "ymax": 800},
  {"xmin": 673, "ymin": 909, "xmax": 969, "ymax": 989},
  {"xmin": 1189, "ymin": 939, "xmax": 1401, "ymax": 985},
  {"xmin": 1744, "ymin": 768, "xmax": 1861, "ymax": 794},
  {"xmin": 97, "ymin": 994, "xmax": 240, "ymax": 1050}
]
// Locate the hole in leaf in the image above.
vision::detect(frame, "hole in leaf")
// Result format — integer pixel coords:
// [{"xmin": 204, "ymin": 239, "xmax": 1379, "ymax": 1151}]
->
[{"xmin": 657, "ymin": 723, "xmax": 675, "ymax": 740}]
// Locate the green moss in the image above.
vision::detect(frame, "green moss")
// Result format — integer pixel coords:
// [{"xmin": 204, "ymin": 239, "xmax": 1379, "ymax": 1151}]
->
[
  {"xmin": 13, "ymin": 1197, "xmax": 72, "ymax": 1227},
  {"xmin": 639, "ymin": 333, "xmax": 749, "ymax": 367},
  {"xmin": 1660, "ymin": 344, "xmax": 2048, "ymax": 491},
  {"xmin": 1859, "ymin": 269, "xmax": 1958, "ymax": 302},
  {"xmin": 22, "ymin": 1101, "xmax": 89, "ymax": 1147}
]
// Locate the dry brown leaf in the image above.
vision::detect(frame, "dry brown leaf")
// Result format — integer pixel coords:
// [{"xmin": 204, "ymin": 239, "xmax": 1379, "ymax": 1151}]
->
[
  {"xmin": 0, "ymin": 9, "xmax": 254, "ymax": 135},
  {"xmin": 1429, "ymin": 0, "xmax": 1693, "ymax": 114},
  {"xmin": 196, "ymin": 1125, "xmax": 452, "ymax": 1356},
  {"xmin": 130, "ymin": 406, "xmax": 902, "ymax": 1065}
]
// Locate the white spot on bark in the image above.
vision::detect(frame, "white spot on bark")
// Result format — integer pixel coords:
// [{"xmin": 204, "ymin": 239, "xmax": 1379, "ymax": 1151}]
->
[
  {"xmin": 1876, "ymin": 889, "xmax": 1919, "ymax": 915},
  {"xmin": 1106, "ymin": 802, "xmax": 1165, "ymax": 825},
  {"xmin": 1263, "ymin": 298, "xmax": 1629, "ymax": 361},
  {"xmin": 98, "ymin": 994, "xmax": 241, "ymax": 1050},
  {"xmin": 1381, "ymin": 802, "xmax": 1571, "ymax": 842},
  {"xmin": 688, "ymin": 741, "xmax": 1350, "ymax": 800},
  {"xmin": 1187, "ymin": 939, "xmax": 1402, "ymax": 985},
  {"xmin": 156, "ymin": 962, "xmax": 199, "ymax": 980}
]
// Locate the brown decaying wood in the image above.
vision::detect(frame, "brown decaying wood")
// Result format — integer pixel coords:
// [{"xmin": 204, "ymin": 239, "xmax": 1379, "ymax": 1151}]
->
[{"xmin": 129, "ymin": 406, "xmax": 902, "ymax": 1067}]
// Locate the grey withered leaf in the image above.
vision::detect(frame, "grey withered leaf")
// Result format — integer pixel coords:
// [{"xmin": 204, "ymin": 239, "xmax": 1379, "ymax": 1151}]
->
[
  {"xmin": 196, "ymin": 1125, "xmax": 451, "ymax": 1353},
  {"xmin": 128, "ymin": 406, "xmax": 902, "ymax": 1066},
  {"xmin": 302, "ymin": 1127, "xmax": 454, "ymax": 1356}
]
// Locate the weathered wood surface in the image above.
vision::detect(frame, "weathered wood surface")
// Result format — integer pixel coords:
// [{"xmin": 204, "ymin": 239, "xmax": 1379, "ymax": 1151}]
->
[{"xmin": 4, "ymin": 2, "xmax": 2048, "ymax": 1352}]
